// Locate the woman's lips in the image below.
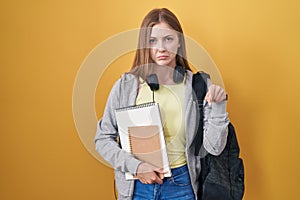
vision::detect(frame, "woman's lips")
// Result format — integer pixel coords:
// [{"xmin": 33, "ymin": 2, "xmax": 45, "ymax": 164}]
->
[{"xmin": 157, "ymin": 56, "xmax": 168, "ymax": 60}]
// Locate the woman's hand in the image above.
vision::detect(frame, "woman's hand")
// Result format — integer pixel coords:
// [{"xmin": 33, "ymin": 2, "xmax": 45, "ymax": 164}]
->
[
  {"xmin": 136, "ymin": 162, "xmax": 165, "ymax": 184},
  {"xmin": 205, "ymin": 84, "xmax": 227, "ymax": 104}
]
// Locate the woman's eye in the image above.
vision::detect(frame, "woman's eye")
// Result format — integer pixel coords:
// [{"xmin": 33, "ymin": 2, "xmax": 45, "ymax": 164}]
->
[
  {"xmin": 149, "ymin": 39, "xmax": 156, "ymax": 44},
  {"xmin": 166, "ymin": 37, "xmax": 173, "ymax": 42}
]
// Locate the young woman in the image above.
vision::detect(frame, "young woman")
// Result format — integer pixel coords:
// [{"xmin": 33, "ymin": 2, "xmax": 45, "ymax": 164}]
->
[{"xmin": 95, "ymin": 8, "xmax": 229, "ymax": 200}]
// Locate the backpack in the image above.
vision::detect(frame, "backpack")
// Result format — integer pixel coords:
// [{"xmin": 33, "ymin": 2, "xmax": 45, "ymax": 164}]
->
[{"xmin": 192, "ymin": 72, "xmax": 245, "ymax": 200}]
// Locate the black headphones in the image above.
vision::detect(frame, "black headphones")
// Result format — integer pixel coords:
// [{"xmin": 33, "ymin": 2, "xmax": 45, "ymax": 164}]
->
[
  {"xmin": 146, "ymin": 65, "xmax": 185, "ymax": 102},
  {"xmin": 173, "ymin": 65, "xmax": 185, "ymax": 83}
]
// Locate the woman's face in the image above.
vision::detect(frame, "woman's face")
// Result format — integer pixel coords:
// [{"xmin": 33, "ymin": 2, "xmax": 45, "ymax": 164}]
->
[{"xmin": 149, "ymin": 22, "xmax": 180, "ymax": 68}]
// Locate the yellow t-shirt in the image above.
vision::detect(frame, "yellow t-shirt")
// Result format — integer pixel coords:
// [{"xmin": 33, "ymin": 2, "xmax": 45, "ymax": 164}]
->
[{"xmin": 136, "ymin": 80, "xmax": 186, "ymax": 168}]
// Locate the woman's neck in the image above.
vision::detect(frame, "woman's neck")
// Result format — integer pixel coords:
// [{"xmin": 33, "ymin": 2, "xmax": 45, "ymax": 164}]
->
[{"xmin": 153, "ymin": 65, "xmax": 176, "ymax": 85}]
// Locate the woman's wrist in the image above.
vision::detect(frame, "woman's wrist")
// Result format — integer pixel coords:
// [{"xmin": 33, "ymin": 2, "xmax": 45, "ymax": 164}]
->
[{"xmin": 211, "ymin": 100, "xmax": 227, "ymax": 115}]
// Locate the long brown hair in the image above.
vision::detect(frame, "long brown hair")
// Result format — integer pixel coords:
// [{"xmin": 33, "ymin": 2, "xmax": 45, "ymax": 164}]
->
[{"xmin": 130, "ymin": 8, "xmax": 191, "ymax": 79}]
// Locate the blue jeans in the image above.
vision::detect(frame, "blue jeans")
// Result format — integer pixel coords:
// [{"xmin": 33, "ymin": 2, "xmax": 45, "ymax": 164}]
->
[{"xmin": 133, "ymin": 165, "xmax": 195, "ymax": 200}]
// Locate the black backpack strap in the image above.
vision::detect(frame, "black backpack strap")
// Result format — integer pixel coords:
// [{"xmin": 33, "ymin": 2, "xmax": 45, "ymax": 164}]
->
[
  {"xmin": 192, "ymin": 72, "xmax": 209, "ymax": 104},
  {"xmin": 192, "ymin": 71, "xmax": 210, "ymax": 156}
]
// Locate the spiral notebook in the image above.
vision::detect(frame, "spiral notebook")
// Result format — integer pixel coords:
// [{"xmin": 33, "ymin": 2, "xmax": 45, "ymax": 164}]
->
[{"xmin": 115, "ymin": 102, "xmax": 171, "ymax": 180}]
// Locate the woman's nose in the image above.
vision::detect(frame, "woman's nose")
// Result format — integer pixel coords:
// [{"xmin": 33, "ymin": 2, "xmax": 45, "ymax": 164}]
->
[{"xmin": 156, "ymin": 40, "xmax": 166, "ymax": 51}]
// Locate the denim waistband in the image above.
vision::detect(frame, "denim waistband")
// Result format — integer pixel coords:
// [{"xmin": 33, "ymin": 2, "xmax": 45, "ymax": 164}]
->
[{"xmin": 170, "ymin": 164, "xmax": 188, "ymax": 177}]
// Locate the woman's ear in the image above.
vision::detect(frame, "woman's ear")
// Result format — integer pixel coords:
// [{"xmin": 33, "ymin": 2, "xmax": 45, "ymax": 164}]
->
[
  {"xmin": 178, "ymin": 33, "xmax": 182, "ymax": 48},
  {"xmin": 177, "ymin": 43, "xmax": 181, "ymax": 52}
]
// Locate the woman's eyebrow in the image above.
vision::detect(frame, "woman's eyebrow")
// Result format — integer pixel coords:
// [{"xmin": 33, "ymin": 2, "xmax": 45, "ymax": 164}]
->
[{"xmin": 150, "ymin": 34, "xmax": 175, "ymax": 38}]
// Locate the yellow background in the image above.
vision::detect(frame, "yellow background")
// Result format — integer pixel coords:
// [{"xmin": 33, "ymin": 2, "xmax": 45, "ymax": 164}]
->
[{"xmin": 1, "ymin": 0, "xmax": 300, "ymax": 200}]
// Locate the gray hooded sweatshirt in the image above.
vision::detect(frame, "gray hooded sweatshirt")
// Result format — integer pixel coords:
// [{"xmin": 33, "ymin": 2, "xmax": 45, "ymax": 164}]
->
[{"xmin": 95, "ymin": 70, "xmax": 229, "ymax": 200}]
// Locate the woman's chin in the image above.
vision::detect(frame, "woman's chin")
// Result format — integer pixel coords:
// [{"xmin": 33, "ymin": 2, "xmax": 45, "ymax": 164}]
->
[{"xmin": 154, "ymin": 60, "xmax": 174, "ymax": 67}]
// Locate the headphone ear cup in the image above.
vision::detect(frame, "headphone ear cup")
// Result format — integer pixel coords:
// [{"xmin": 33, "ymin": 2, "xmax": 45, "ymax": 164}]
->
[
  {"xmin": 146, "ymin": 74, "xmax": 159, "ymax": 91},
  {"xmin": 173, "ymin": 65, "xmax": 185, "ymax": 83}
]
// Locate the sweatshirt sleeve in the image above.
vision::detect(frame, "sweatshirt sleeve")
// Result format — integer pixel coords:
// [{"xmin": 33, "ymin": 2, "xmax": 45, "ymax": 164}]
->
[
  {"xmin": 203, "ymin": 79, "xmax": 230, "ymax": 156},
  {"xmin": 94, "ymin": 79, "xmax": 142, "ymax": 175}
]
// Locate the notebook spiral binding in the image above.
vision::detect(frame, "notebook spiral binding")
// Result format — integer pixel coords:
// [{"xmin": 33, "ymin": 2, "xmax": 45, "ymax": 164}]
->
[
  {"xmin": 115, "ymin": 102, "xmax": 157, "ymax": 112},
  {"xmin": 128, "ymin": 128, "xmax": 133, "ymax": 153}
]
